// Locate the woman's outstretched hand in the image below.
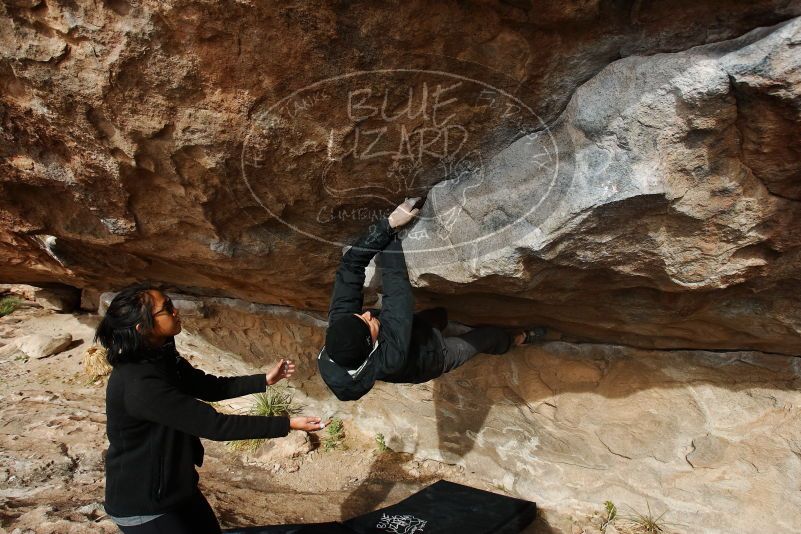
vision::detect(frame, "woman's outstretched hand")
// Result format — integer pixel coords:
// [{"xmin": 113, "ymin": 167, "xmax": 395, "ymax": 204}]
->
[
  {"xmin": 290, "ymin": 416, "xmax": 328, "ymax": 432},
  {"xmin": 266, "ymin": 358, "xmax": 295, "ymax": 386}
]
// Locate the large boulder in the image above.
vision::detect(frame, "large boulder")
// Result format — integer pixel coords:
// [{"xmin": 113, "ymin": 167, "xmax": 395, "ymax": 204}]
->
[
  {"xmin": 4, "ymin": 332, "xmax": 73, "ymax": 359},
  {"xmin": 405, "ymin": 19, "xmax": 801, "ymax": 354},
  {"xmin": 1, "ymin": 2, "xmax": 801, "ymax": 353},
  {"xmin": 173, "ymin": 297, "xmax": 801, "ymax": 534}
]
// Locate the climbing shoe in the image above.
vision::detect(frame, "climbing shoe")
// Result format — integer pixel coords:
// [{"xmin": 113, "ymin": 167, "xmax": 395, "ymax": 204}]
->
[{"xmin": 521, "ymin": 327, "xmax": 548, "ymax": 345}]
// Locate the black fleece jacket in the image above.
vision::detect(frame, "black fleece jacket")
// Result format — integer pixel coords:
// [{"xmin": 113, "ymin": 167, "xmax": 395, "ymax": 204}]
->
[
  {"xmin": 104, "ymin": 343, "xmax": 289, "ymax": 516},
  {"xmin": 318, "ymin": 217, "xmax": 445, "ymax": 401}
]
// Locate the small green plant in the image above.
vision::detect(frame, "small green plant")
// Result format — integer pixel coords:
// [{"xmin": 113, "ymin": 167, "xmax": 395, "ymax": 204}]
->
[
  {"xmin": 600, "ymin": 500, "xmax": 617, "ymax": 533},
  {"xmin": 227, "ymin": 385, "xmax": 303, "ymax": 452},
  {"xmin": 375, "ymin": 432, "xmax": 389, "ymax": 453},
  {"xmin": 322, "ymin": 417, "xmax": 345, "ymax": 451},
  {"xmin": 624, "ymin": 501, "xmax": 670, "ymax": 534},
  {"xmin": 0, "ymin": 297, "xmax": 20, "ymax": 317},
  {"xmin": 246, "ymin": 386, "xmax": 303, "ymax": 418}
]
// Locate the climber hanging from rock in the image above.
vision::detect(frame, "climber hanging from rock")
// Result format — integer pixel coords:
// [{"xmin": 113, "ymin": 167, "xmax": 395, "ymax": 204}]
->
[{"xmin": 318, "ymin": 197, "xmax": 549, "ymax": 401}]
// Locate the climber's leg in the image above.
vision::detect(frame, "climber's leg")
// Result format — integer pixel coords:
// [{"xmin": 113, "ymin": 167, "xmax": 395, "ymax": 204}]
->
[
  {"xmin": 416, "ymin": 307, "xmax": 448, "ymax": 331},
  {"xmin": 441, "ymin": 326, "xmax": 513, "ymax": 373}
]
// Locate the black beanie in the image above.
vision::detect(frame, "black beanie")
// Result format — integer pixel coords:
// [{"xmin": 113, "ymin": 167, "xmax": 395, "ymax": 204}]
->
[{"xmin": 326, "ymin": 315, "xmax": 373, "ymax": 369}]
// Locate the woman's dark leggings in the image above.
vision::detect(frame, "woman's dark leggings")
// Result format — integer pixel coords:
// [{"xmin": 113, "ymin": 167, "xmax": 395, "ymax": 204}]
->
[{"xmin": 116, "ymin": 491, "xmax": 221, "ymax": 534}]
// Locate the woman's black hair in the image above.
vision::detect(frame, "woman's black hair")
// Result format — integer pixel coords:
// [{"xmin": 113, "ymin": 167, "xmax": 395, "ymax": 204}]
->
[{"xmin": 95, "ymin": 283, "xmax": 157, "ymax": 366}]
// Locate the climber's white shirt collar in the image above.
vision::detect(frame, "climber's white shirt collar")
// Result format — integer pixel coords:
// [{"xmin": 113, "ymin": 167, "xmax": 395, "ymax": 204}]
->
[
  {"xmin": 347, "ymin": 339, "xmax": 379, "ymax": 378},
  {"xmin": 318, "ymin": 339, "xmax": 379, "ymax": 380}
]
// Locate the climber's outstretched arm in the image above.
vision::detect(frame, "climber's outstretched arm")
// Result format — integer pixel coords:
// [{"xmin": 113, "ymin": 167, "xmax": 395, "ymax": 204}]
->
[{"xmin": 327, "ymin": 199, "xmax": 420, "ymax": 325}]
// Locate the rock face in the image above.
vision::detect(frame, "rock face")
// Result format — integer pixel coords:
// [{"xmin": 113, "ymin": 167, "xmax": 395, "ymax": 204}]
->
[
  {"xmin": 4, "ymin": 5, "xmax": 801, "ymax": 532},
  {"xmin": 407, "ymin": 18, "xmax": 801, "ymax": 355},
  {"xmin": 2, "ymin": 1, "xmax": 801, "ymax": 354},
  {"xmin": 1, "ymin": 296, "xmax": 800, "ymax": 533},
  {"xmin": 176, "ymin": 301, "xmax": 801, "ymax": 534},
  {"xmin": 32, "ymin": 285, "xmax": 81, "ymax": 312}
]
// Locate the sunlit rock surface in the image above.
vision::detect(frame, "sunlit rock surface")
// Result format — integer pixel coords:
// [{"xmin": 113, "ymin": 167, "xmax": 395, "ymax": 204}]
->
[
  {"xmin": 3, "ymin": 4, "xmax": 801, "ymax": 532},
  {"xmin": 406, "ymin": 19, "xmax": 801, "ymax": 354},
  {"xmin": 177, "ymin": 302, "xmax": 801, "ymax": 534}
]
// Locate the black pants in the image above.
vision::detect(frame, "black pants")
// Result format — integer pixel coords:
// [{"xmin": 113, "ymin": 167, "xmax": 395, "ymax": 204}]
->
[
  {"xmin": 441, "ymin": 326, "xmax": 513, "ymax": 373},
  {"xmin": 417, "ymin": 307, "xmax": 513, "ymax": 374},
  {"xmin": 116, "ymin": 491, "xmax": 221, "ymax": 534}
]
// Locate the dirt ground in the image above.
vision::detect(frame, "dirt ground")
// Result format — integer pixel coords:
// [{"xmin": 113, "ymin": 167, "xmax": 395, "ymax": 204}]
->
[{"xmin": 0, "ymin": 304, "xmax": 551, "ymax": 533}]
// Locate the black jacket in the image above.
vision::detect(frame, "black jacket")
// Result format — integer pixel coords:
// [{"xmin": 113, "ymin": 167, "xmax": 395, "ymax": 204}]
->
[
  {"xmin": 104, "ymin": 342, "xmax": 289, "ymax": 516},
  {"xmin": 318, "ymin": 217, "xmax": 445, "ymax": 401}
]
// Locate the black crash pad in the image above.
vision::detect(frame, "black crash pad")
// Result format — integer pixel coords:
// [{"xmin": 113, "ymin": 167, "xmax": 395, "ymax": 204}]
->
[
  {"xmin": 224, "ymin": 480, "xmax": 536, "ymax": 534},
  {"xmin": 344, "ymin": 480, "xmax": 536, "ymax": 534}
]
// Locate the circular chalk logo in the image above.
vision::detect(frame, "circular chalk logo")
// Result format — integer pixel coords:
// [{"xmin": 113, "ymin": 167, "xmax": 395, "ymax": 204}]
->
[{"xmin": 241, "ymin": 69, "xmax": 563, "ymax": 263}]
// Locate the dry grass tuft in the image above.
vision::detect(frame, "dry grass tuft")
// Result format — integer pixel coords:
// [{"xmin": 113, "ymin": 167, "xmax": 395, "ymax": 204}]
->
[
  {"xmin": 227, "ymin": 385, "xmax": 303, "ymax": 452},
  {"xmin": 82, "ymin": 345, "xmax": 112, "ymax": 381}
]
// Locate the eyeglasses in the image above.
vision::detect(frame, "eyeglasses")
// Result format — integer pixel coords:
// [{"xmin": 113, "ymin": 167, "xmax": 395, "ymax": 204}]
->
[{"xmin": 152, "ymin": 298, "xmax": 176, "ymax": 318}]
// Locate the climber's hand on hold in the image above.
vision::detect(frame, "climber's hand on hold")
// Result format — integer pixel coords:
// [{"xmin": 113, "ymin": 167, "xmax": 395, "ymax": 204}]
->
[
  {"xmin": 388, "ymin": 197, "xmax": 421, "ymax": 229},
  {"xmin": 290, "ymin": 416, "xmax": 328, "ymax": 432}
]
